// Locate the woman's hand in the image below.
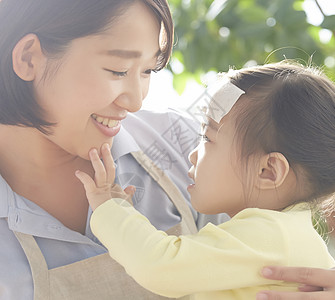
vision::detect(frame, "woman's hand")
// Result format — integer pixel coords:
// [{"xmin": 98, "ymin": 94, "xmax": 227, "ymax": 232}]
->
[
  {"xmin": 75, "ymin": 143, "xmax": 135, "ymax": 211},
  {"xmin": 256, "ymin": 266, "xmax": 335, "ymax": 300}
]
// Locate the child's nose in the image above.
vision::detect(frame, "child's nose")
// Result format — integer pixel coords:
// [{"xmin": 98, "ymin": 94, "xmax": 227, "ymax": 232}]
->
[{"xmin": 188, "ymin": 148, "xmax": 198, "ymax": 166}]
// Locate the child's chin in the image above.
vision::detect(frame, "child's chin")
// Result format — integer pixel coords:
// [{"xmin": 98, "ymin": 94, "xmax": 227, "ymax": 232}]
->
[{"xmin": 190, "ymin": 199, "xmax": 208, "ymax": 214}]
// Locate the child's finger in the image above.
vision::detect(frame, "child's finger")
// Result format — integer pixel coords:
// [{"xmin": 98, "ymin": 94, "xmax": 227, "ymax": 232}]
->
[
  {"xmin": 89, "ymin": 148, "xmax": 107, "ymax": 187},
  {"xmin": 101, "ymin": 143, "xmax": 115, "ymax": 184},
  {"xmin": 124, "ymin": 185, "xmax": 136, "ymax": 197},
  {"xmin": 123, "ymin": 186, "xmax": 136, "ymax": 205},
  {"xmin": 75, "ymin": 170, "xmax": 97, "ymax": 194}
]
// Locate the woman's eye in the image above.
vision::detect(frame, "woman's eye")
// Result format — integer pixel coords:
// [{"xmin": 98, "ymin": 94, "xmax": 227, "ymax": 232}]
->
[
  {"xmin": 104, "ymin": 69, "xmax": 128, "ymax": 77},
  {"xmin": 144, "ymin": 69, "xmax": 157, "ymax": 75}
]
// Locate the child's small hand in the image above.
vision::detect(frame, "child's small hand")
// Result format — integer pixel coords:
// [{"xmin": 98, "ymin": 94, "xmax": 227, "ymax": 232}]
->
[{"xmin": 75, "ymin": 143, "xmax": 135, "ymax": 211}]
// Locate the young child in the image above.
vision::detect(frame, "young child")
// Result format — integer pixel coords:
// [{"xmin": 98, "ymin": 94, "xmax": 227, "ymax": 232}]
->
[{"xmin": 75, "ymin": 62, "xmax": 335, "ymax": 300}]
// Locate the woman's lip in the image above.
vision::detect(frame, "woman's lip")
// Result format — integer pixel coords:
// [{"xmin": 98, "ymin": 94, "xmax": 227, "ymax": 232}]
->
[{"xmin": 91, "ymin": 116, "xmax": 121, "ymax": 137}]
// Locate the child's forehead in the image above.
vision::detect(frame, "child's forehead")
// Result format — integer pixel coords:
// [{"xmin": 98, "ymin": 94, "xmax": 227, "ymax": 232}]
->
[{"xmin": 206, "ymin": 78, "xmax": 245, "ymax": 124}]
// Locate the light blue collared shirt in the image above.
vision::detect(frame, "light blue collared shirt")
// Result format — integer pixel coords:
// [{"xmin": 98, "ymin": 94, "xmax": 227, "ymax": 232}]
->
[{"xmin": 0, "ymin": 109, "xmax": 229, "ymax": 300}]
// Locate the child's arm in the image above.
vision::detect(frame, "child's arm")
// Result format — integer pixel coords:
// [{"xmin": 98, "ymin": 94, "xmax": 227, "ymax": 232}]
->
[{"xmin": 75, "ymin": 143, "xmax": 294, "ymax": 298}]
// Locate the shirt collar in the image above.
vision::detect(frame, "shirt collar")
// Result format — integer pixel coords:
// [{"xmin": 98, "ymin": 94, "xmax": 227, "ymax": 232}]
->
[
  {"xmin": 283, "ymin": 202, "xmax": 310, "ymax": 212},
  {"xmin": 111, "ymin": 118, "xmax": 140, "ymax": 161},
  {"xmin": 0, "ymin": 174, "xmax": 9, "ymax": 218},
  {"xmin": 0, "ymin": 174, "xmax": 99, "ymax": 246}
]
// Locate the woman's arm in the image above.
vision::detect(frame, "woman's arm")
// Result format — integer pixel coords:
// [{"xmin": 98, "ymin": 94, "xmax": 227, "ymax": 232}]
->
[{"xmin": 256, "ymin": 266, "xmax": 335, "ymax": 300}]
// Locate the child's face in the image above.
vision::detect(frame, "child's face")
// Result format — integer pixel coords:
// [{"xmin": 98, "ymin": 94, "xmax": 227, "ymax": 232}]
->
[
  {"xmin": 33, "ymin": 2, "xmax": 160, "ymax": 159},
  {"xmin": 188, "ymin": 114, "xmax": 246, "ymax": 216}
]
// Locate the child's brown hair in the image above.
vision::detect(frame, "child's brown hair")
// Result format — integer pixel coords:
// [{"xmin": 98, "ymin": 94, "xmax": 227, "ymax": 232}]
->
[{"xmin": 228, "ymin": 62, "xmax": 335, "ymax": 206}]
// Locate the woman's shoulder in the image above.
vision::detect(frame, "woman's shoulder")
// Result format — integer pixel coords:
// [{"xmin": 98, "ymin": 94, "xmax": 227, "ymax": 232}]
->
[
  {"xmin": 128, "ymin": 108, "xmax": 200, "ymax": 131},
  {"xmin": 123, "ymin": 108, "xmax": 200, "ymax": 161},
  {"xmin": 0, "ymin": 218, "xmax": 34, "ymax": 299}
]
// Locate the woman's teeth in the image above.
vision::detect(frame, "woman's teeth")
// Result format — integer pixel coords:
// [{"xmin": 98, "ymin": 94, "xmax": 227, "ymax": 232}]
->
[{"xmin": 92, "ymin": 114, "xmax": 118, "ymax": 128}]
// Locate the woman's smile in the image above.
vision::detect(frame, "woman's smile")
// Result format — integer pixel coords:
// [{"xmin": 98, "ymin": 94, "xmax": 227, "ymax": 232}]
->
[
  {"xmin": 91, "ymin": 114, "xmax": 123, "ymax": 137},
  {"xmin": 91, "ymin": 113, "xmax": 122, "ymax": 128}
]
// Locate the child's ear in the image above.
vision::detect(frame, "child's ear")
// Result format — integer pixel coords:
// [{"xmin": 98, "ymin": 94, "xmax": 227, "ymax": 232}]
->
[
  {"xmin": 256, "ymin": 152, "xmax": 290, "ymax": 189},
  {"xmin": 12, "ymin": 34, "xmax": 46, "ymax": 81}
]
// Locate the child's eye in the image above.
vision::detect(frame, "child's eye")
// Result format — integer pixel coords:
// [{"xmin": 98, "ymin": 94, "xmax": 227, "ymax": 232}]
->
[
  {"xmin": 198, "ymin": 133, "xmax": 211, "ymax": 143},
  {"xmin": 104, "ymin": 69, "xmax": 128, "ymax": 77},
  {"xmin": 198, "ymin": 123, "xmax": 211, "ymax": 142}
]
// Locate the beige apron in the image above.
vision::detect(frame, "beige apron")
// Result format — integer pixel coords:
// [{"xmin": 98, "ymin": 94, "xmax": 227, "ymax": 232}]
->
[{"xmin": 13, "ymin": 151, "xmax": 198, "ymax": 300}]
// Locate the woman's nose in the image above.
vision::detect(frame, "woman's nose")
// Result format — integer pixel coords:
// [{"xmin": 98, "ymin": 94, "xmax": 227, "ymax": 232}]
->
[
  {"xmin": 188, "ymin": 148, "xmax": 198, "ymax": 166},
  {"xmin": 115, "ymin": 75, "xmax": 147, "ymax": 113}
]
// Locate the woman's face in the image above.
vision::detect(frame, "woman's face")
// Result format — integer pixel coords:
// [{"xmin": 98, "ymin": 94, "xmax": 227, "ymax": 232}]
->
[{"xmin": 34, "ymin": 1, "xmax": 161, "ymax": 159}]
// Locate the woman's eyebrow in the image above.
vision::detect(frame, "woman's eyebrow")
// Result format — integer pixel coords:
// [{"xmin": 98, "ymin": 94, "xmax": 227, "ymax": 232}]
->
[
  {"xmin": 104, "ymin": 49, "xmax": 141, "ymax": 58},
  {"xmin": 103, "ymin": 49, "xmax": 161, "ymax": 59}
]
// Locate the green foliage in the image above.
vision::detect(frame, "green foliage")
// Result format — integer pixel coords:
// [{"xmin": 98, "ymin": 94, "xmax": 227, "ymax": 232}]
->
[{"xmin": 168, "ymin": 0, "xmax": 335, "ymax": 93}]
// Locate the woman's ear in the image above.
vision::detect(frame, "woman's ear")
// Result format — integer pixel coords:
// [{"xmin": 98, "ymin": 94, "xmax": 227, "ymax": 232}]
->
[
  {"xmin": 12, "ymin": 34, "xmax": 46, "ymax": 81},
  {"xmin": 256, "ymin": 152, "xmax": 290, "ymax": 190}
]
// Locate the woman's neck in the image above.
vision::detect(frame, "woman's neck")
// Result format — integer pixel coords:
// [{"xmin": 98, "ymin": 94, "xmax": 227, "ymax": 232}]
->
[{"xmin": 0, "ymin": 125, "xmax": 93, "ymax": 234}]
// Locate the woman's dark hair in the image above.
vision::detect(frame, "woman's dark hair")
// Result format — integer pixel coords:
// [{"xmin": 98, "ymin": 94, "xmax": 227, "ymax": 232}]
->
[
  {"xmin": 0, "ymin": 0, "xmax": 173, "ymax": 133},
  {"xmin": 228, "ymin": 62, "xmax": 335, "ymax": 204}
]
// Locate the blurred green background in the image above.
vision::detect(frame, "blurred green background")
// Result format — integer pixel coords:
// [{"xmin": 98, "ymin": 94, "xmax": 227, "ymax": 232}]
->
[{"xmin": 167, "ymin": 0, "xmax": 335, "ymax": 94}]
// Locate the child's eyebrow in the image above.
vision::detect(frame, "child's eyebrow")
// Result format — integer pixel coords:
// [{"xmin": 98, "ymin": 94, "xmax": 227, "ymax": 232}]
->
[
  {"xmin": 201, "ymin": 121, "xmax": 219, "ymax": 136},
  {"xmin": 207, "ymin": 119, "xmax": 220, "ymax": 131}
]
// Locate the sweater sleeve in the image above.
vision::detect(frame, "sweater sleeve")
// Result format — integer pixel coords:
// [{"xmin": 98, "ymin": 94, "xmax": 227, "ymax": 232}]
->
[{"xmin": 90, "ymin": 199, "xmax": 307, "ymax": 298}]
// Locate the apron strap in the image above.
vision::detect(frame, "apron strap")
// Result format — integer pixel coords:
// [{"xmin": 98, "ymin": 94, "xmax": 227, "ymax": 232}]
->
[
  {"xmin": 13, "ymin": 231, "xmax": 50, "ymax": 300},
  {"xmin": 131, "ymin": 151, "xmax": 198, "ymax": 234}
]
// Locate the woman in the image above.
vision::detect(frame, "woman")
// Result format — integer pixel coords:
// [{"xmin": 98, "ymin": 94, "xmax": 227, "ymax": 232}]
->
[{"xmin": 0, "ymin": 1, "xmax": 202, "ymax": 299}]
